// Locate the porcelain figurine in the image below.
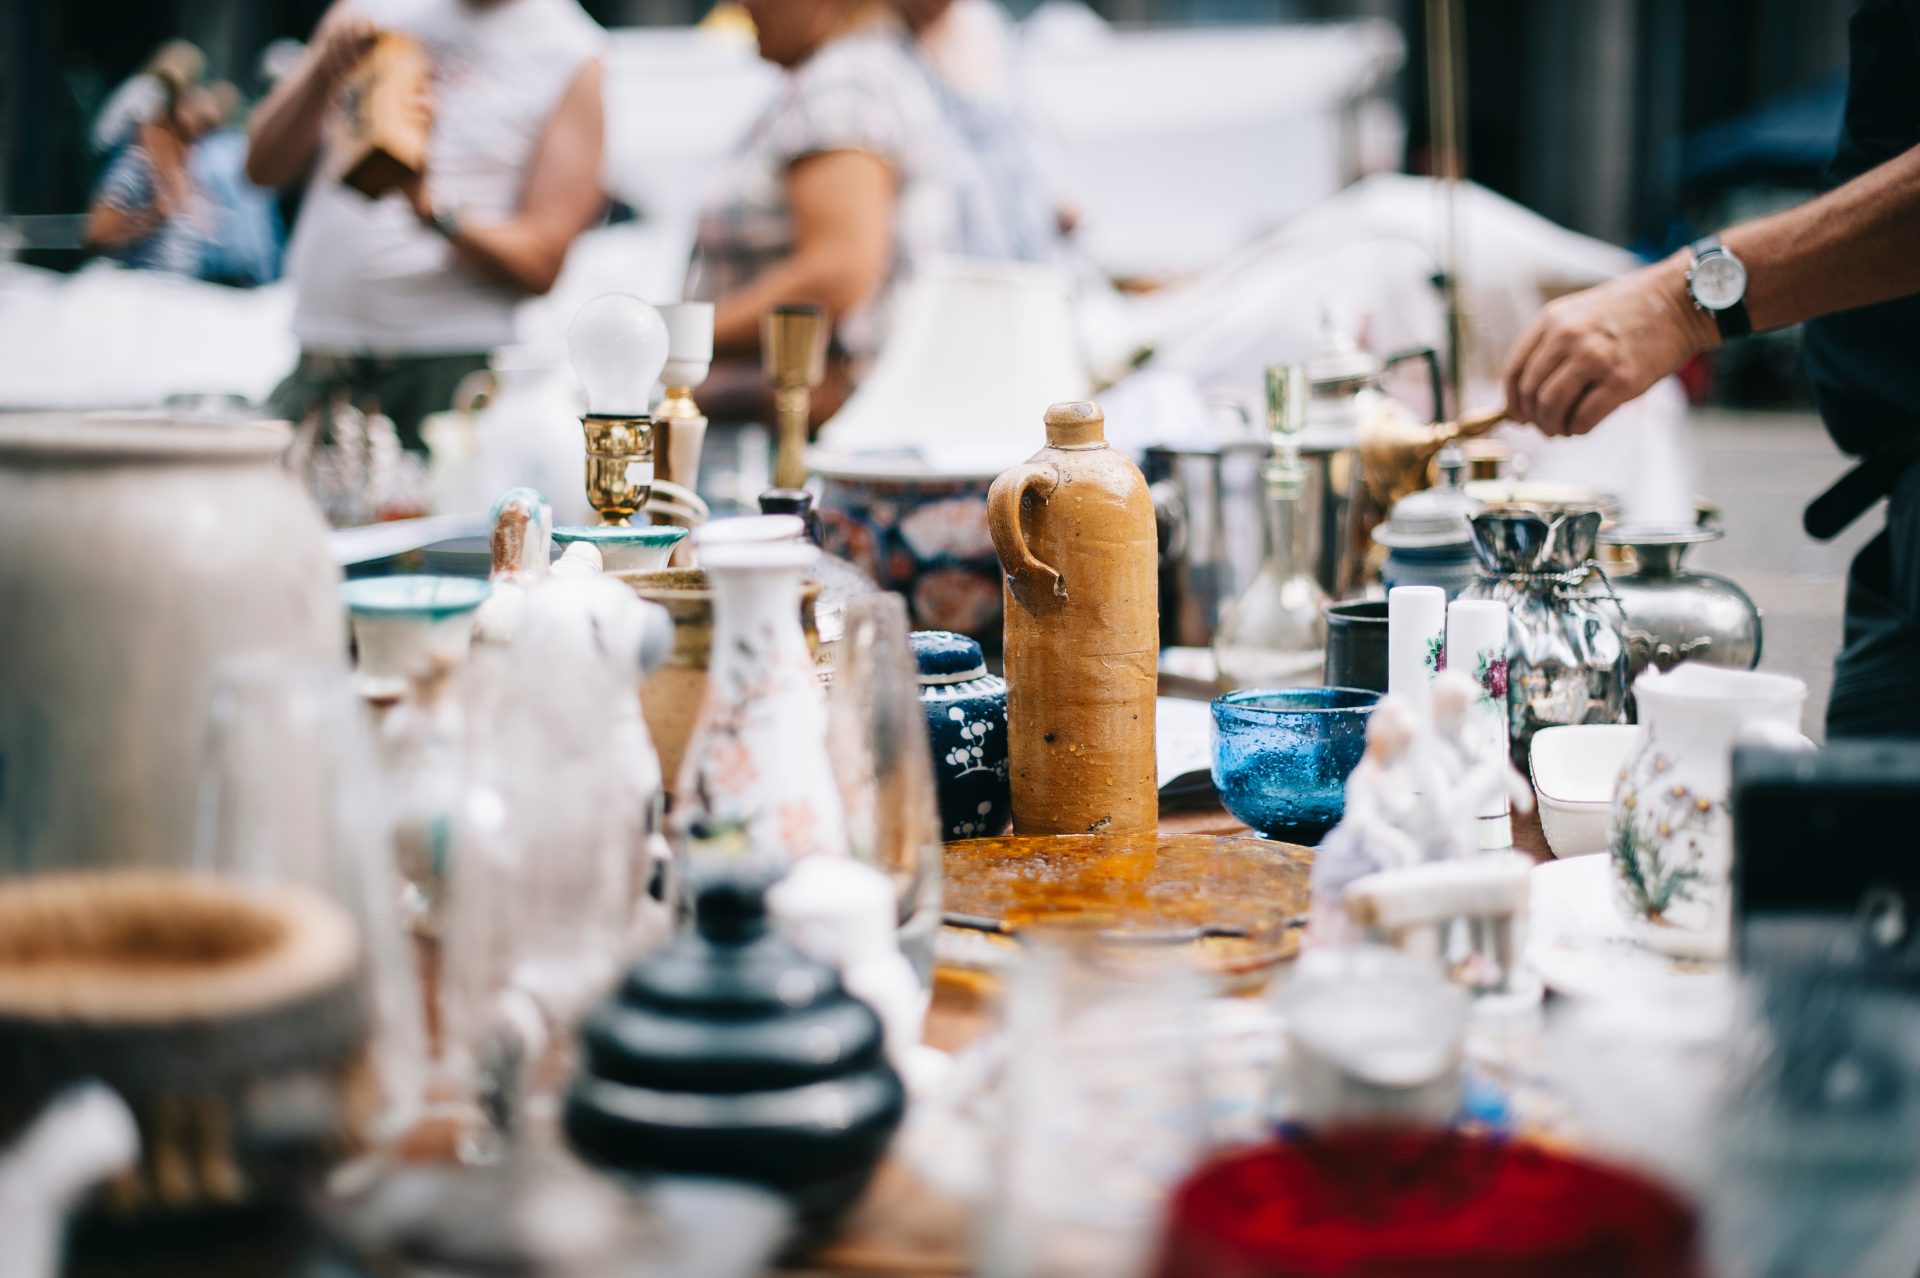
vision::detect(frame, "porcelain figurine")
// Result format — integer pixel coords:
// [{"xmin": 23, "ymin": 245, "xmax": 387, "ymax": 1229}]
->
[
  {"xmin": 910, "ymin": 630, "xmax": 1010, "ymax": 840},
  {"xmin": 677, "ymin": 528, "xmax": 847, "ymax": 860},
  {"xmin": 1308, "ymin": 696, "xmax": 1429, "ymax": 944},
  {"xmin": 988, "ymin": 401, "xmax": 1159, "ymax": 836},
  {"xmin": 1609, "ymin": 664, "xmax": 1808, "ymax": 961},
  {"xmin": 474, "ymin": 488, "xmax": 552, "ymax": 646},
  {"xmin": 564, "ymin": 868, "xmax": 906, "ymax": 1230}
]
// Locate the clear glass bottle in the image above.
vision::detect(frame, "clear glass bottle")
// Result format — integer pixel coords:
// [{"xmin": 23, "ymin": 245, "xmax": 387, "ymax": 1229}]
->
[{"xmin": 1213, "ymin": 367, "xmax": 1330, "ymax": 688}]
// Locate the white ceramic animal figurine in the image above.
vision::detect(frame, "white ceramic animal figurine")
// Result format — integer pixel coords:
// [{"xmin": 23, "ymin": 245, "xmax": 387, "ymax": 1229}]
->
[
  {"xmin": 474, "ymin": 488, "xmax": 553, "ymax": 646},
  {"xmin": 767, "ymin": 857, "xmax": 939, "ymax": 1093},
  {"xmin": 0, "ymin": 1085, "xmax": 139, "ymax": 1278}
]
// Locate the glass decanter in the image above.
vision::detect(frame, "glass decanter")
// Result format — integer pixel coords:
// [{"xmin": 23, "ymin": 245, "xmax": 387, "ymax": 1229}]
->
[{"xmin": 1213, "ymin": 367, "xmax": 1330, "ymax": 688}]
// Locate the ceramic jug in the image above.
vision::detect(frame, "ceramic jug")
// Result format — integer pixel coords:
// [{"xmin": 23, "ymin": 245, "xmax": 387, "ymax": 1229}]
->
[
  {"xmin": 676, "ymin": 534, "xmax": 847, "ymax": 859},
  {"xmin": 0, "ymin": 416, "xmax": 341, "ymax": 876},
  {"xmin": 988, "ymin": 401, "xmax": 1158, "ymax": 836},
  {"xmin": 1608, "ymin": 664, "xmax": 1808, "ymax": 960}
]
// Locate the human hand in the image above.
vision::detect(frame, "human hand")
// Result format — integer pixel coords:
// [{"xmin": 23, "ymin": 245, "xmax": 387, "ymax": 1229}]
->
[
  {"xmin": 312, "ymin": 5, "xmax": 380, "ymax": 89},
  {"xmin": 1503, "ymin": 255, "xmax": 1719, "ymax": 437}
]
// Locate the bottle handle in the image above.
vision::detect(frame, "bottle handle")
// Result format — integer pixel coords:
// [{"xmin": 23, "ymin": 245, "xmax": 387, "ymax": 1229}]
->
[{"xmin": 988, "ymin": 463, "xmax": 1066, "ymax": 609}]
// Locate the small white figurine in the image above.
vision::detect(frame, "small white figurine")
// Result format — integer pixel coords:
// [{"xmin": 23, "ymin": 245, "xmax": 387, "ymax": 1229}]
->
[
  {"xmin": 474, "ymin": 487, "xmax": 552, "ymax": 646},
  {"xmin": 1416, "ymin": 671, "xmax": 1533, "ymax": 862},
  {"xmin": 1310, "ymin": 696, "xmax": 1428, "ymax": 945},
  {"xmin": 767, "ymin": 857, "xmax": 940, "ymax": 1093}
]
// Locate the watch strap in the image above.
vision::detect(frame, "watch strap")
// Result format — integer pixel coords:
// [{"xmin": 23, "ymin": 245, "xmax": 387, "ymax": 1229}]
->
[{"xmin": 1690, "ymin": 235, "xmax": 1752, "ymax": 340}]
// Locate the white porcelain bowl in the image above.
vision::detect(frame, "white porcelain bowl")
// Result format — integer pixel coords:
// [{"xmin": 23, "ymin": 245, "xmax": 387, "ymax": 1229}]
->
[{"xmin": 1528, "ymin": 725, "xmax": 1640, "ymax": 857}]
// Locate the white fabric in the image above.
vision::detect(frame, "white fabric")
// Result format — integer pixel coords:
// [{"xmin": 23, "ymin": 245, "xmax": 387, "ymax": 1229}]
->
[{"xmin": 285, "ymin": 0, "xmax": 605, "ymax": 354}]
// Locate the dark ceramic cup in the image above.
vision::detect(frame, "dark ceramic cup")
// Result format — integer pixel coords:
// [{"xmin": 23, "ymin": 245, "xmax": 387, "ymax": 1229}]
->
[{"xmin": 1323, "ymin": 599, "xmax": 1390, "ymax": 693}]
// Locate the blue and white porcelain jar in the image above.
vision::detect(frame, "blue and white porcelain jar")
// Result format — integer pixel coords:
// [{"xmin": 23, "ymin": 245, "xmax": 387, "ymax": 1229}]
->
[{"xmin": 911, "ymin": 631, "xmax": 1010, "ymax": 840}]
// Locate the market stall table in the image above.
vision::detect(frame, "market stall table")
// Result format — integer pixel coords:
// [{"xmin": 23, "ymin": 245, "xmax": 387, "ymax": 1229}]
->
[{"xmin": 786, "ymin": 801, "xmax": 1552, "ymax": 1277}]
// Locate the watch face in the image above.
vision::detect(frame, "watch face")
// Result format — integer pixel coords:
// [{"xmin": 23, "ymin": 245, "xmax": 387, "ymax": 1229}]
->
[{"xmin": 1692, "ymin": 252, "xmax": 1747, "ymax": 311}]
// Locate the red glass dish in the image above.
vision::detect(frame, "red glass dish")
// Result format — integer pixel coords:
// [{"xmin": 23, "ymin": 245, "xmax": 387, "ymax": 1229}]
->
[{"xmin": 1153, "ymin": 1129, "xmax": 1701, "ymax": 1278}]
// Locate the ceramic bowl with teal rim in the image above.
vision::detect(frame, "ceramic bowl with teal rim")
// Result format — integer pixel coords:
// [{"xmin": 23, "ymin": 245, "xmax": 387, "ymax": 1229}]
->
[
  {"xmin": 339, "ymin": 576, "xmax": 491, "ymax": 701},
  {"xmin": 552, "ymin": 524, "xmax": 690, "ymax": 573},
  {"xmin": 1211, "ymin": 687, "xmax": 1379, "ymax": 845}
]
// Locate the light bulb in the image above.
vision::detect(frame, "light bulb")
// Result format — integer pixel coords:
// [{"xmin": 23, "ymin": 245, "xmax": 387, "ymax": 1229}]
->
[
  {"xmin": 568, "ymin": 294, "xmax": 669, "ymax": 417},
  {"xmin": 658, "ymin": 301, "xmax": 714, "ymax": 389}
]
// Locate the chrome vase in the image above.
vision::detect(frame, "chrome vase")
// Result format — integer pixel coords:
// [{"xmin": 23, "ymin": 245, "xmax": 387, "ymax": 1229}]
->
[
  {"xmin": 1460, "ymin": 506, "xmax": 1629, "ymax": 764},
  {"xmin": 1600, "ymin": 524, "xmax": 1762, "ymax": 684}
]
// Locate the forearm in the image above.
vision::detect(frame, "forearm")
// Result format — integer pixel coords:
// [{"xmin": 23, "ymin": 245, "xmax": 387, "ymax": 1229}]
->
[
  {"xmin": 443, "ymin": 216, "xmax": 577, "ymax": 295},
  {"xmin": 85, "ymin": 205, "xmax": 160, "ymax": 249},
  {"xmin": 1723, "ymin": 143, "xmax": 1920, "ymax": 332},
  {"xmin": 246, "ymin": 65, "xmax": 334, "ymax": 189},
  {"xmin": 711, "ymin": 250, "xmax": 876, "ymax": 356}
]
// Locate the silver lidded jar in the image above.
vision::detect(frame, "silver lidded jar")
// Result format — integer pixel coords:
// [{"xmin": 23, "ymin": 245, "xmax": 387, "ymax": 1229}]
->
[
  {"xmin": 1372, "ymin": 448, "xmax": 1482, "ymax": 599},
  {"xmin": 1599, "ymin": 523, "xmax": 1762, "ymax": 683},
  {"xmin": 1460, "ymin": 505, "xmax": 1629, "ymax": 764}
]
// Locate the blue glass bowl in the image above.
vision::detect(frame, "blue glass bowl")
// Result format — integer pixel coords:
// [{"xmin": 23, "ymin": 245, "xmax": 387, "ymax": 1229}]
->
[{"xmin": 1211, "ymin": 687, "xmax": 1380, "ymax": 844}]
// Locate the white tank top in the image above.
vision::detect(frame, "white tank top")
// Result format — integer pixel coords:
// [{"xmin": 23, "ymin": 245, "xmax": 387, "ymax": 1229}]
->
[{"xmin": 285, "ymin": 0, "xmax": 604, "ymax": 354}]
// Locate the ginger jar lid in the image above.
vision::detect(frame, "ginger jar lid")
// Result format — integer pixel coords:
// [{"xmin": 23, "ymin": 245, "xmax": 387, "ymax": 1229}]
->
[{"xmin": 911, "ymin": 631, "xmax": 989, "ymax": 686}]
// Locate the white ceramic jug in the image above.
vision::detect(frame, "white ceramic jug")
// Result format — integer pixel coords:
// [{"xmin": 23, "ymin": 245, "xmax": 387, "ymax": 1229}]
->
[
  {"xmin": 0, "ymin": 415, "xmax": 341, "ymax": 875},
  {"xmin": 1608, "ymin": 664, "xmax": 1808, "ymax": 960}
]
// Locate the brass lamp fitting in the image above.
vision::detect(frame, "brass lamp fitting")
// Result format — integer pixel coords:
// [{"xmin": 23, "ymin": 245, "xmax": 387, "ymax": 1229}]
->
[{"xmin": 581, "ymin": 412, "xmax": 654, "ymax": 526}]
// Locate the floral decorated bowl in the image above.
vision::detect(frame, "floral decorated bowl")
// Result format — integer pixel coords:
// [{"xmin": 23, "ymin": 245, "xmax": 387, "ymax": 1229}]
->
[
  {"xmin": 813, "ymin": 456, "xmax": 1003, "ymax": 646},
  {"xmin": 1211, "ymin": 688, "xmax": 1379, "ymax": 844}
]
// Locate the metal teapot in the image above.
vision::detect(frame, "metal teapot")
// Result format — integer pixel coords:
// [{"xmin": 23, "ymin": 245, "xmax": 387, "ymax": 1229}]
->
[{"xmin": 1460, "ymin": 506, "xmax": 1629, "ymax": 763}]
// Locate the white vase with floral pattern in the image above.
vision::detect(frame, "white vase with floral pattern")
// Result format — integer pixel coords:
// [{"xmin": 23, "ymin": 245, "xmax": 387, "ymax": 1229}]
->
[
  {"xmin": 677, "ymin": 534, "xmax": 847, "ymax": 861},
  {"xmin": 1608, "ymin": 664, "xmax": 1808, "ymax": 960}
]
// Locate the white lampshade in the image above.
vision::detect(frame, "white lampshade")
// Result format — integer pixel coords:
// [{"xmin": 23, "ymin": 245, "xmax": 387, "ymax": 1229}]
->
[{"xmin": 814, "ymin": 258, "xmax": 1090, "ymax": 476}]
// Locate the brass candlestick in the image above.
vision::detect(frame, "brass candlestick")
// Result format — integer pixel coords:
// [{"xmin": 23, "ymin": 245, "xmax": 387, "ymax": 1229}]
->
[
  {"xmin": 581, "ymin": 413, "xmax": 654, "ymax": 525},
  {"xmin": 763, "ymin": 304, "xmax": 828, "ymax": 491}
]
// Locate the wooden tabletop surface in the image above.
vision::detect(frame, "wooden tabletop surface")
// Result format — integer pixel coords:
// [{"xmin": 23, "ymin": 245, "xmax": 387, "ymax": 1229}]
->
[{"xmin": 785, "ymin": 801, "xmax": 1552, "ymax": 1276}]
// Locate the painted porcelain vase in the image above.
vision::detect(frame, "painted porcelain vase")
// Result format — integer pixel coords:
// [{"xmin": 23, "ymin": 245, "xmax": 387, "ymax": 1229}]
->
[
  {"xmin": 676, "ymin": 537, "xmax": 847, "ymax": 860},
  {"xmin": 910, "ymin": 631, "xmax": 1010, "ymax": 840},
  {"xmin": 1608, "ymin": 663, "xmax": 1807, "ymax": 960}
]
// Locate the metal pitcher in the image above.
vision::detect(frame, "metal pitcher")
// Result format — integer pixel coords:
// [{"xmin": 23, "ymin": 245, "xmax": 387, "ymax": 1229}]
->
[{"xmin": 1460, "ymin": 506, "xmax": 1629, "ymax": 764}]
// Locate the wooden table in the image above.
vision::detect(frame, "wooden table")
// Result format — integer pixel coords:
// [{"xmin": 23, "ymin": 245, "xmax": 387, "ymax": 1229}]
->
[{"xmin": 790, "ymin": 801, "xmax": 1551, "ymax": 1276}]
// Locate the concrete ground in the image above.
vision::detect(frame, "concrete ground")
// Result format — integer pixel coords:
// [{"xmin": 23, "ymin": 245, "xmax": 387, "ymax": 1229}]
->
[{"xmin": 1681, "ymin": 408, "xmax": 1879, "ymax": 742}]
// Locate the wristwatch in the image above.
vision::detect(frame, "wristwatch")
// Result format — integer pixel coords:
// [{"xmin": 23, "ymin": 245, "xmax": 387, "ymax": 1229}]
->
[
  {"xmin": 427, "ymin": 201, "xmax": 461, "ymax": 243},
  {"xmin": 1687, "ymin": 235, "xmax": 1751, "ymax": 339}
]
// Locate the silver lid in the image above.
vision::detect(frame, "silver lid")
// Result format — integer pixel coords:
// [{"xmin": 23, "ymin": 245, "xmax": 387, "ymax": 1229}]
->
[{"xmin": 1371, "ymin": 453, "xmax": 1480, "ymax": 549}]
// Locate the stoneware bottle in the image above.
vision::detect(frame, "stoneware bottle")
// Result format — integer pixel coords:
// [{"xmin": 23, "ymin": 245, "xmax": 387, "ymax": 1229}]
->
[{"xmin": 987, "ymin": 401, "xmax": 1158, "ymax": 836}]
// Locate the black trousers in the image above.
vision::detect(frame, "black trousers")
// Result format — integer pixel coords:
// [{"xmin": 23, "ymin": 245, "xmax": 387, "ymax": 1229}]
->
[{"xmin": 1828, "ymin": 460, "xmax": 1920, "ymax": 738}]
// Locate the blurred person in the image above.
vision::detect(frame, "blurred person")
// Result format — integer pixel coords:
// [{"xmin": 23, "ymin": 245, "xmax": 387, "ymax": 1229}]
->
[
  {"xmin": 247, "ymin": 0, "xmax": 606, "ymax": 451},
  {"xmin": 900, "ymin": 0, "xmax": 1069, "ymax": 262},
  {"xmin": 689, "ymin": 0, "xmax": 967, "ymax": 425},
  {"xmin": 91, "ymin": 40, "xmax": 206, "ymax": 157},
  {"xmin": 1499, "ymin": 0, "xmax": 1920, "ymax": 738},
  {"xmin": 191, "ymin": 83, "xmax": 287, "ymax": 286},
  {"xmin": 84, "ymin": 73, "xmax": 218, "ymax": 275}
]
